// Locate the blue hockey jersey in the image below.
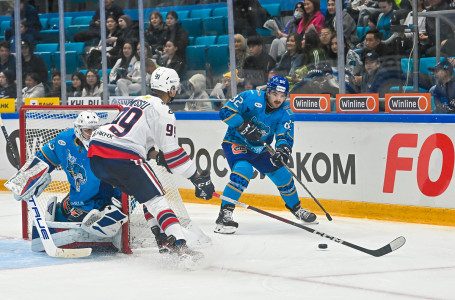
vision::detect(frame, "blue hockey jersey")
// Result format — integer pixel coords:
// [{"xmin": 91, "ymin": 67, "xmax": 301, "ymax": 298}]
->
[
  {"xmin": 219, "ymin": 90, "xmax": 295, "ymax": 154},
  {"xmin": 36, "ymin": 128, "xmax": 117, "ymax": 212}
]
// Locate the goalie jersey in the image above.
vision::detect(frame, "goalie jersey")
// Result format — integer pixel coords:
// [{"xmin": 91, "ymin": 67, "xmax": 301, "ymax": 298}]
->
[
  {"xmin": 36, "ymin": 128, "xmax": 117, "ymax": 212},
  {"xmin": 220, "ymin": 89, "xmax": 295, "ymax": 154},
  {"xmin": 88, "ymin": 95, "xmax": 196, "ymax": 179}
]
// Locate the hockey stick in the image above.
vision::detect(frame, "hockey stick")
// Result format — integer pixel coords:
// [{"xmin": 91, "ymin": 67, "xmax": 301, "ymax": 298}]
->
[
  {"xmin": 263, "ymin": 141, "xmax": 333, "ymax": 221},
  {"xmin": 0, "ymin": 113, "xmax": 91, "ymax": 258},
  {"xmin": 213, "ymin": 192, "xmax": 406, "ymax": 257}
]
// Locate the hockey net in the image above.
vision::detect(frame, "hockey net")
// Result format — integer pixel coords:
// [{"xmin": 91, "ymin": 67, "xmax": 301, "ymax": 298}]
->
[{"xmin": 19, "ymin": 105, "xmax": 206, "ymax": 254}]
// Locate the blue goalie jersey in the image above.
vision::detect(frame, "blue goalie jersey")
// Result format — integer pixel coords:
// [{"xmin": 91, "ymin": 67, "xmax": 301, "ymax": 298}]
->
[
  {"xmin": 36, "ymin": 128, "xmax": 117, "ymax": 212},
  {"xmin": 219, "ymin": 90, "xmax": 295, "ymax": 153}
]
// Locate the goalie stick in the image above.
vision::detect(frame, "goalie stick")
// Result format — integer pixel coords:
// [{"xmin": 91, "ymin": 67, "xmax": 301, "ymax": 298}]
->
[
  {"xmin": 213, "ymin": 192, "xmax": 406, "ymax": 257},
  {"xmin": 0, "ymin": 113, "xmax": 91, "ymax": 258},
  {"xmin": 262, "ymin": 141, "xmax": 333, "ymax": 221}
]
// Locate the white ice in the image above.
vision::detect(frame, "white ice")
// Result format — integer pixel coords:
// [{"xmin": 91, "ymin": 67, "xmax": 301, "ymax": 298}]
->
[{"xmin": 0, "ymin": 191, "xmax": 454, "ymax": 300}]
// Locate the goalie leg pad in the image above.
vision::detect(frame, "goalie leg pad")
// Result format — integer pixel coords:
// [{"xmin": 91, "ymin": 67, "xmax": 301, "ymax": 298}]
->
[
  {"xmin": 144, "ymin": 196, "xmax": 184, "ymax": 240},
  {"xmin": 4, "ymin": 156, "xmax": 51, "ymax": 201},
  {"xmin": 81, "ymin": 205, "xmax": 127, "ymax": 238}
]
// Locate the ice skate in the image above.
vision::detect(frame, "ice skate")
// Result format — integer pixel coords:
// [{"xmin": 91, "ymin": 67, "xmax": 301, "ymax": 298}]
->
[
  {"xmin": 174, "ymin": 239, "xmax": 204, "ymax": 263},
  {"xmin": 214, "ymin": 204, "xmax": 238, "ymax": 234},
  {"xmin": 286, "ymin": 203, "xmax": 318, "ymax": 224},
  {"xmin": 151, "ymin": 226, "xmax": 170, "ymax": 254}
]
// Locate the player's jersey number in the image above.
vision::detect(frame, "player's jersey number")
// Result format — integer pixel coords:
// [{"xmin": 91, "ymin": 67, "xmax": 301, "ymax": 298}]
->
[{"xmin": 109, "ymin": 107, "xmax": 143, "ymax": 137}]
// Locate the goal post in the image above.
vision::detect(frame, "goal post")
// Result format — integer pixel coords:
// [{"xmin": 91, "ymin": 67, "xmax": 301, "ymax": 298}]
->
[{"xmin": 19, "ymin": 105, "xmax": 208, "ymax": 254}]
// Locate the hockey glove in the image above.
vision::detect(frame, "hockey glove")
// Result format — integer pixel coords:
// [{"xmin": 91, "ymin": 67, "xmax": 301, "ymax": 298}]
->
[
  {"xmin": 190, "ymin": 170, "xmax": 215, "ymax": 200},
  {"xmin": 156, "ymin": 150, "xmax": 172, "ymax": 173},
  {"xmin": 235, "ymin": 120, "xmax": 262, "ymax": 144},
  {"xmin": 270, "ymin": 144, "xmax": 292, "ymax": 167}
]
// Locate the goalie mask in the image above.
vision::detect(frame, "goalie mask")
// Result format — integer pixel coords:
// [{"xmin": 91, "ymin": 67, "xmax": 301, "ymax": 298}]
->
[
  {"xmin": 150, "ymin": 67, "xmax": 180, "ymax": 102},
  {"xmin": 74, "ymin": 111, "xmax": 101, "ymax": 150}
]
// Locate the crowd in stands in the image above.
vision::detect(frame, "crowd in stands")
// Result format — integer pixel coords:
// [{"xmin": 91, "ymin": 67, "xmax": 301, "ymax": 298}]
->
[{"xmin": 3, "ymin": 0, "xmax": 455, "ymax": 112}]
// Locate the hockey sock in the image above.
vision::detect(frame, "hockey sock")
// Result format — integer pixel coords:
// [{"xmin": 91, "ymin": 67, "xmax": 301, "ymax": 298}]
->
[
  {"xmin": 144, "ymin": 196, "xmax": 185, "ymax": 240},
  {"xmin": 267, "ymin": 166, "xmax": 299, "ymax": 209},
  {"xmin": 222, "ymin": 161, "xmax": 253, "ymax": 207},
  {"xmin": 143, "ymin": 205, "xmax": 164, "ymax": 233}
]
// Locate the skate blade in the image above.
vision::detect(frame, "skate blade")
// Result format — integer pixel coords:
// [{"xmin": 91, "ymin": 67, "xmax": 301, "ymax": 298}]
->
[
  {"xmin": 301, "ymin": 220, "xmax": 319, "ymax": 225},
  {"xmin": 214, "ymin": 224, "xmax": 237, "ymax": 234}
]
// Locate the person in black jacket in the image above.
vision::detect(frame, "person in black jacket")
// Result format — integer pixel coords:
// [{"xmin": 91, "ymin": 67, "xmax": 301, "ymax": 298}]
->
[
  {"xmin": 429, "ymin": 59, "xmax": 455, "ymax": 113},
  {"xmin": 0, "ymin": 70, "xmax": 17, "ymax": 99},
  {"xmin": 0, "ymin": 41, "xmax": 16, "ymax": 78},
  {"xmin": 21, "ymin": 40, "xmax": 47, "ymax": 86},
  {"xmin": 145, "ymin": 11, "xmax": 168, "ymax": 58},
  {"xmin": 165, "ymin": 11, "xmax": 189, "ymax": 61},
  {"xmin": 243, "ymin": 35, "xmax": 276, "ymax": 86},
  {"xmin": 360, "ymin": 50, "xmax": 398, "ymax": 98},
  {"xmin": 5, "ymin": 0, "xmax": 41, "ymax": 41},
  {"xmin": 157, "ymin": 39, "xmax": 185, "ymax": 78},
  {"xmin": 73, "ymin": 0, "xmax": 124, "ymax": 43}
]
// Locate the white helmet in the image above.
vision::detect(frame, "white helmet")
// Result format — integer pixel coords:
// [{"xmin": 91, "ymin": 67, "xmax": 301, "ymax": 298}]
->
[
  {"xmin": 150, "ymin": 67, "xmax": 180, "ymax": 94},
  {"xmin": 74, "ymin": 110, "xmax": 101, "ymax": 150}
]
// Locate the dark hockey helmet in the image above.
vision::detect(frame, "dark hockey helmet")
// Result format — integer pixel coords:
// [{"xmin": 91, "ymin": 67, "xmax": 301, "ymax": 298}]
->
[{"xmin": 266, "ymin": 75, "xmax": 289, "ymax": 96}]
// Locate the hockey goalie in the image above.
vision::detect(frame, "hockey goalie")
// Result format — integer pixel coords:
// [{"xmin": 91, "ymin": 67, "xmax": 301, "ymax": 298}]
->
[{"xmin": 5, "ymin": 111, "xmax": 128, "ymax": 252}]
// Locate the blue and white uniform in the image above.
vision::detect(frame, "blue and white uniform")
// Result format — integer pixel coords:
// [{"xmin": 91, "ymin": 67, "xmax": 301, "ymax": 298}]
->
[
  {"xmin": 37, "ymin": 128, "xmax": 118, "ymax": 221},
  {"xmin": 219, "ymin": 89, "xmax": 299, "ymax": 210}
]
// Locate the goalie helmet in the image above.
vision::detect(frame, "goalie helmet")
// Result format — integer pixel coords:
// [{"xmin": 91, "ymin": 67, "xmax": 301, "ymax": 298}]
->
[
  {"xmin": 74, "ymin": 110, "xmax": 101, "ymax": 150},
  {"xmin": 150, "ymin": 67, "xmax": 180, "ymax": 94}
]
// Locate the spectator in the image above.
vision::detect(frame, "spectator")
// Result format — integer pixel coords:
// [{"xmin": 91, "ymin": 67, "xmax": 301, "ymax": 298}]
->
[
  {"xmin": 157, "ymin": 40, "xmax": 185, "ymax": 78},
  {"xmin": 113, "ymin": 41, "xmax": 141, "ymax": 96},
  {"xmin": 362, "ymin": 29, "xmax": 393, "ymax": 57},
  {"xmin": 184, "ymin": 73, "xmax": 212, "ymax": 111},
  {"xmin": 234, "ymin": 34, "xmax": 249, "ymax": 77},
  {"xmin": 376, "ymin": 0, "xmax": 395, "ymax": 40},
  {"xmin": 0, "ymin": 41, "xmax": 16, "ymax": 77},
  {"xmin": 137, "ymin": 42, "xmax": 154, "ymax": 60},
  {"xmin": 22, "ymin": 72, "xmax": 45, "ymax": 98},
  {"xmin": 82, "ymin": 69, "xmax": 103, "ymax": 97},
  {"xmin": 165, "ymin": 11, "xmax": 189, "ymax": 61},
  {"xmin": 21, "ymin": 40, "xmax": 47, "ymax": 85},
  {"xmin": 356, "ymin": 0, "xmax": 381, "ymax": 27},
  {"xmin": 74, "ymin": 0, "xmax": 124, "ymax": 43},
  {"xmin": 359, "ymin": 51, "xmax": 397, "ymax": 97},
  {"xmin": 210, "ymin": 70, "xmax": 239, "ymax": 104},
  {"xmin": 328, "ymin": 35, "xmax": 363, "ymax": 77},
  {"xmin": 0, "ymin": 70, "xmax": 17, "ymax": 99},
  {"xmin": 87, "ymin": 16, "xmax": 122, "ymax": 69},
  {"xmin": 144, "ymin": 58, "xmax": 158, "ymax": 94},
  {"xmin": 244, "ymin": 36, "xmax": 276, "ymax": 86},
  {"xmin": 5, "ymin": 0, "xmax": 41, "ymax": 41},
  {"xmin": 319, "ymin": 25, "xmax": 335, "ymax": 55},
  {"xmin": 297, "ymin": 0, "xmax": 325, "ymax": 35},
  {"xmin": 420, "ymin": 0, "xmax": 451, "ymax": 57},
  {"xmin": 145, "ymin": 11, "xmax": 168, "ymax": 58},
  {"xmin": 292, "ymin": 29, "xmax": 327, "ymax": 83},
  {"xmin": 269, "ymin": 1, "xmax": 305, "ymax": 61},
  {"xmin": 275, "ymin": 33, "xmax": 304, "ymax": 77},
  {"xmin": 47, "ymin": 71, "xmax": 61, "ymax": 98},
  {"xmin": 8, "ymin": 20, "xmax": 36, "ymax": 53},
  {"xmin": 108, "ymin": 15, "xmax": 140, "ymax": 64},
  {"xmin": 233, "ymin": 0, "xmax": 271, "ymax": 37},
  {"xmin": 429, "ymin": 60, "xmax": 455, "ymax": 113},
  {"xmin": 325, "ymin": 0, "xmax": 358, "ymax": 47},
  {"xmin": 68, "ymin": 71, "xmax": 85, "ymax": 97}
]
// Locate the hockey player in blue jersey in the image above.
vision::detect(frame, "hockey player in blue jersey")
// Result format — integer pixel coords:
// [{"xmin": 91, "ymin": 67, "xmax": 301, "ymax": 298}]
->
[
  {"xmin": 6, "ymin": 111, "xmax": 127, "ymax": 241},
  {"xmin": 215, "ymin": 75, "xmax": 317, "ymax": 234}
]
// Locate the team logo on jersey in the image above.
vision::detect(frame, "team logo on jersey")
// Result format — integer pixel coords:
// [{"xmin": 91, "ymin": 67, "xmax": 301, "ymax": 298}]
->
[
  {"xmin": 58, "ymin": 140, "xmax": 66, "ymax": 146},
  {"xmin": 251, "ymin": 116, "xmax": 270, "ymax": 136},
  {"xmin": 232, "ymin": 144, "xmax": 248, "ymax": 154},
  {"xmin": 255, "ymin": 103, "xmax": 262, "ymax": 108},
  {"xmin": 66, "ymin": 153, "xmax": 87, "ymax": 192}
]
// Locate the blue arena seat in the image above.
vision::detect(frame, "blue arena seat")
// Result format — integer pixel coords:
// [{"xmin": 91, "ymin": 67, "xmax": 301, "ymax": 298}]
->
[
  {"xmin": 194, "ymin": 36, "xmax": 217, "ymax": 46},
  {"xmin": 217, "ymin": 35, "xmax": 229, "ymax": 45},
  {"xmin": 72, "ymin": 16, "xmax": 93, "ymax": 26},
  {"xmin": 40, "ymin": 30, "xmax": 60, "ymax": 43},
  {"xmin": 188, "ymin": 36, "xmax": 195, "ymax": 45},
  {"xmin": 39, "ymin": 17, "xmax": 48, "ymax": 30},
  {"xmin": 262, "ymin": 4, "xmax": 281, "ymax": 17},
  {"xmin": 35, "ymin": 43, "xmax": 59, "ymax": 53},
  {"xmin": 357, "ymin": 26, "xmax": 369, "ymax": 41},
  {"xmin": 177, "ymin": 10, "xmax": 189, "ymax": 20},
  {"xmin": 0, "ymin": 21, "xmax": 10, "ymax": 36},
  {"xmin": 35, "ymin": 52, "xmax": 53, "ymax": 70},
  {"xmin": 48, "ymin": 17, "xmax": 72, "ymax": 29},
  {"xmin": 65, "ymin": 42, "xmax": 86, "ymax": 68},
  {"xmin": 190, "ymin": 8, "xmax": 212, "ymax": 19},
  {"xmin": 212, "ymin": 7, "xmax": 227, "ymax": 18},
  {"xmin": 66, "ymin": 25, "xmax": 89, "ymax": 42},
  {"xmin": 181, "ymin": 18, "xmax": 202, "ymax": 37},
  {"xmin": 203, "ymin": 17, "xmax": 225, "ymax": 36},
  {"xmin": 207, "ymin": 44, "xmax": 229, "ymax": 76},
  {"xmin": 186, "ymin": 45, "xmax": 207, "ymax": 70},
  {"xmin": 53, "ymin": 51, "xmax": 78, "ymax": 74}
]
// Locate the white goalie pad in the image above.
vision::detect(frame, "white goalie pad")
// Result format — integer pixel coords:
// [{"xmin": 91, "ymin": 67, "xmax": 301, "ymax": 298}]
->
[
  {"xmin": 31, "ymin": 221, "xmax": 123, "ymax": 253},
  {"xmin": 82, "ymin": 205, "xmax": 128, "ymax": 238},
  {"xmin": 4, "ymin": 157, "xmax": 51, "ymax": 201}
]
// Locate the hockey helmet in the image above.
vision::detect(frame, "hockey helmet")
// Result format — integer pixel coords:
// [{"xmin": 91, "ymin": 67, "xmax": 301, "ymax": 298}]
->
[
  {"xmin": 267, "ymin": 75, "xmax": 289, "ymax": 96},
  {"xmin": 150, "ymin": 67, "xmax": 180, "ymax": 94},
  {"xmin": 74, "ymin": 110, "xmax": 101, "ymax": 150}
]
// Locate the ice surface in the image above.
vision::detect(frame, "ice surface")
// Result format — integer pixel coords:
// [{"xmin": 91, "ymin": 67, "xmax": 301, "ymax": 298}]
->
[{"xmin": 0, "ymin": 191, "xmax": 454, "ymax": 300}]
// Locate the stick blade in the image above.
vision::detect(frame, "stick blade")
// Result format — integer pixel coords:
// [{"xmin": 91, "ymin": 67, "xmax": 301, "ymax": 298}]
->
[
  {"xmin": 54, "ymin": 247, "xmax": 92, "ymax": 258},
  {"xmin": 371, "ymin": 236, "xmax": 406, "ymax": 257}
]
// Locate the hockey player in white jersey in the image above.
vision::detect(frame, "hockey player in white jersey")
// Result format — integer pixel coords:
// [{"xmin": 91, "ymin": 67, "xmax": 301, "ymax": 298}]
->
[{"xmin": 88, "ymin": 67, "xmax": 215, "ymax": 261}]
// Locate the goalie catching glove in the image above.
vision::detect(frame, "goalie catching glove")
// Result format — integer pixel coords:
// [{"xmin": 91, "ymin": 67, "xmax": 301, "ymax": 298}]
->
[
  {"xmin": 4, "ymin": 157, "xmax": 51, "ymax": 201},
  {"xmin": 270, "ymin": 144, "xmax": 291, "ymax": 167},
  {"xmin": 190, "ymin": 170, "xmax": 215, "ymax": 200}
]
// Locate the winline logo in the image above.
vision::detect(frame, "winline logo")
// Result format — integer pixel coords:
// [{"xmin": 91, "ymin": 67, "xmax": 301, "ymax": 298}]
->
[
  {"xmin": 336, "ymin": 94, "xmax": 379, "ymax": 113},
  {"xmin": 385, "ymin": 94, "xmax": 431, "ymax": 113},
  {"xmin": 290, "ymin": 94, "xmax": 331, "ymax": 113}
]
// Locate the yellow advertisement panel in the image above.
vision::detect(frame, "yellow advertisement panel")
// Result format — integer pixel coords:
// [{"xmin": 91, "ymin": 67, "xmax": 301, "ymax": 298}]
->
[
  {"xmin": 0, "ymin": 98, "xmax": 16, "ymax": 113},
  {"xmin": 25, "ymin": 97, "xmax": 60, "ymax": 106}
]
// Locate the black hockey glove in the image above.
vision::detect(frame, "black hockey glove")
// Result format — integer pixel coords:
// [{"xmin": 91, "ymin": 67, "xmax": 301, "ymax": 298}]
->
[
  {"xmin": 156, "ymin": 150, "xmax": 172, "ymax": 173},
  {"xmin": 270, "ymin": 144, "xmax": 292, "ymax": 167},
  {"xmin": 235, "ymin": 120, "xmax": 262, "ymax": 144},
  {"xmin": 190, "ymin": 170, "xmax": 215, "ymax": 200}
]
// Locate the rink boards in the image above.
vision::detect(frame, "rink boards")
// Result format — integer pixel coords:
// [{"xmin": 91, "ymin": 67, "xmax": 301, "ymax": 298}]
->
[{"xmin": 1, "ymin": 112, "xmax": 455, "ymax": 226}]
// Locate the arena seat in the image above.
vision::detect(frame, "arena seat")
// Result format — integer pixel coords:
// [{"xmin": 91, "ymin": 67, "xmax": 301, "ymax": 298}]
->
[
  {"xmin": 66, "ymin": 25, "xmax": 89, "ymax": 42},
  {"xmin": 181, "ymin": 18, "xmax": 202, "ymax": 37},
  {"xmin": 48, "ymin": 17, "xmax": 72, "ymax": 29},
  {"xmin": 203, "ymin": 17, "xmax": 225, "ymax": 36},
  {"xmin": 194, "ymin": 36, "xmax": 217, "ymax": 46},
  {"xmin": 0, "ymin": 21, "xmax": 10, "ymax": 37},
  {"xmin": 35, "ymin": 52, "xmax": 53, "ymax": 70},
  {"xmin": 72, "ymin": 16, "xmax": 92, "ymax": 26},
  {"xmin": 35, "ymin": 43, "xmax": 59, "ymax": 53},
  {"xmin": 40, "ymin": 30, "xmax": 60, "ymax": 43},
  {"xmin": 53, "ymin": 51, "xmax": 78, "ymax": 74},
  {"xmin": 177, "ymin": 10, "xmax": 189, "ymax": 20},
  {"xmin": 39, "ymin": 17, "xmax": 48, "ymax": 30},
  {"xmin": 207, "ymin": 44, "xmax": 229, "ymax": 76},
  {"xmin": 217, "ymin": 35, "xmax": 229, "ymax": 45},
  {"xmin": 262, "ymin": 4, "xmax": 281, "ymax": 17},
  {"xmin": 212, "ymin": 7, "xmax": 227, "ymax": 18},
  {"xmin": 186, "ymin": 45, "xmax": 207, "ymax": 71},
  {"xmin": 190, "ymin": 8, "xmax": 212, "ymax": 19}
]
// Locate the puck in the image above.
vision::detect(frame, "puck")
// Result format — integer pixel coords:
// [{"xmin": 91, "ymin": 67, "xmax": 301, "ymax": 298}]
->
[{"xmin": 318, "ymin": 243, "xmax": 328, "ymax": 249}]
